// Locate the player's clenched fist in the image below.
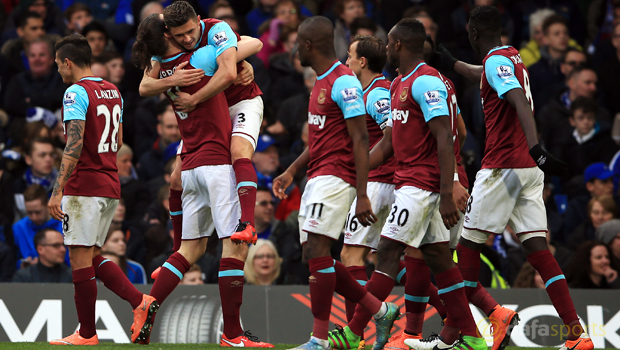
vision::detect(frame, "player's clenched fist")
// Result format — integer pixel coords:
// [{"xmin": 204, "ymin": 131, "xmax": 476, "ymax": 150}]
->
[
  {"xmin": 453, "ymin": 181, "xmax": 470, "ymax": 214},
  {"xmin": 439, "ymin": 194, "xmax": 460, "ymax": 229},
  {"xmin": 355, "ymin": 194, "xmax": 377, "ymax": 227},
  {"xmin": 48, "ymin": 193, "xmax": 65, "ymax": 222}
]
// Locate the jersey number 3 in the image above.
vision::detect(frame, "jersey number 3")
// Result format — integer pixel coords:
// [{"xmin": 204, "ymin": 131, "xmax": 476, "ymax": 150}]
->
[{"xmin": 97, "ymin": 104, "xmax": 121, "ymax": 153}]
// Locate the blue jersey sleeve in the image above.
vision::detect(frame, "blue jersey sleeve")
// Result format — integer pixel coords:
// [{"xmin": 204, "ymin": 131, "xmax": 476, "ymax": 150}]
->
[
  {"xmin": 484, "ymin": 55, "xmax": 523, "ymax": 99},
  {"xmin": 189, "ymin": 46, "xmax": 219, "ymax": 77},
  {"xmin": 207, "ymin": 22, "xmax": 238, "ymax": 57},
  {"xmin": 120, "ymin": 96, "xmax": 124, "ymax": 123},
  {"xmin": 62, "ymin": 85, "xmax": 89, "ymax": 122},
  {"xmin": 366, "ymin": 87, "xmax": 391, "ymax": 130},
  {"xmin": 411, "ymin": 75, "xmax": 449, "ymax": 122},
  {"xmin": 151, "ymin": 56, "xmax": 162, "ymax": 63},
  {"xmin": 332, "ymin": 75, "xmax": 365, "ymax": 119}
]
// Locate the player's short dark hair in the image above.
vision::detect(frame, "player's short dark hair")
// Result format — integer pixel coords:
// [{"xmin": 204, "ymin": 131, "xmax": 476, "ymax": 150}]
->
[
  {"xmin": 55, "ymin": 34, "xmax": 92, "ymax": 68},
  {"xmin": 23, "ymin": 184, "xmax": 48, "ymax": 204},
  {"xmin": 469, "ymin": 6, "xmax": 502, "ymax": 34},
  {"xmin": 81, "ymin": 20, "xmax": 108, "ymax": 41},
  {"xmin": 542, "ymin": 14, "xmax": 568, "ymax": 35},
  {"xmin": 18, "ymin": 11, "xmax": 42, "ymax": 28},
  {"xmin": 25, "ymin": 137, "xmax": 53, "ymax": 156},
  {"xmin": 350, "ymin": 35, "xmax": 386, "ymax": 73},
  {"xmin": 570, "ymin": 96, "xmax": 598, "ymax": 118},
  {"xmin": 132, "ymin": 13, "xmax": 167, "ymax": 71},
  {"xmin": 164, "ymin": 1, "xmax": 197, "ymax": 28},
  {"xmin": 393, "ymin": 18, "xmax": 426, "ymax": 53},
  {"xmin": 350, "ymin": 17, "xmax": 377, "ymax": 36},
  {"xmin": 34, "ymin": 228, "xmax": 58, "ymax": 248},
  {"xmin": 64, "ymin": 3, "xmax": 91, "ymax": 22}
]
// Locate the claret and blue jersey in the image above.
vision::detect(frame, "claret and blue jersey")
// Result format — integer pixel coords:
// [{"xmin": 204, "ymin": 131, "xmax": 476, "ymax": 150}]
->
[{"xmin": 306, "ymin": 61, "xmax": 366, "ymax": 187}]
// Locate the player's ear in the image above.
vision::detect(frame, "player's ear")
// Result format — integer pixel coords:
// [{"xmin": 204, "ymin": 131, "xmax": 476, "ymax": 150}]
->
[
  {"xmin": 360, "ymin": 56, "xmax": 367, "ymax": 68},
  {"xmin": 196, "ymin": 15, "xmax": 201, "ymax": 22}
]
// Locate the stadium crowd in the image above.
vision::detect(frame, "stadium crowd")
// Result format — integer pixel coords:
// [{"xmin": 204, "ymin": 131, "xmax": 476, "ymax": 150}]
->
[{"xmin": 0, "ymin": 0, "xmax": 619, "ymax": 291}]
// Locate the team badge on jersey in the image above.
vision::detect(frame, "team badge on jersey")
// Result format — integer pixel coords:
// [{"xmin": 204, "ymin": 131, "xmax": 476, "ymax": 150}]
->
[
  {"xmin": 341, "ymin": 87, "xmax": 358, "ymax": 103},
  {"xmin": 213, "ymin": 31, "xmax": 228, "ymax": 46},
  {"xmin": 424, "ymin": 90, "xmax": 441, "ymax": 106},
  {"xmin": 374, "ymin": 98, "xmax": 390, "ymax": 114},
  {"xmin": 496, "ymin": 65, "xmax": 513, "ymax": 78},
  {"xmin": 318, "ymin": 88, "xmax": 327, "ymax": 104},
  {"xmin": 400, "ymin": 87, "xmax": 409, "ymax": 102},
  {"xmin": 64, "ymin": 92, "xmax": 77, "ymax": 106}
]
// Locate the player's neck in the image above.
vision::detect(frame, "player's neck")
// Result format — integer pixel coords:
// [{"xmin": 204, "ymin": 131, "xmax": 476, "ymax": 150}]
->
[
  {"xmin": 480, "ymin": 39, "xmax": 505, "ymax": 57},
  {"xmin": 71, "ymin": 67, "xmax": 95, "ymax": 84},
  {"xmin": 359, "ymin": 70, "xmax": 382, "ymax": 90},
  {"xmin": 398, "ymin": 55, "xmax": 423, "ymax": 78},
  {"xmin": 312, "ymin": 57, "xmax": 338, "ymax": 78}
]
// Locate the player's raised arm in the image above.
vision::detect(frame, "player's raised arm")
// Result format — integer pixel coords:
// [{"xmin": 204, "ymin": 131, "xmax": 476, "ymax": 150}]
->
[
  {"xmin": 174, "ymin": 21, "xmax": 238, "ymax": 112},
  {"xmin": 432, "ymin": 44, "xmax": 484, "ymax": 83}
]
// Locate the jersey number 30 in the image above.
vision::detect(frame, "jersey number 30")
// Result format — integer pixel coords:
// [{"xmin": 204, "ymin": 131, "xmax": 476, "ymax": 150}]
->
[{"xmin": 97, "ymin": 104, "xmax": 121, "ymax": 153}]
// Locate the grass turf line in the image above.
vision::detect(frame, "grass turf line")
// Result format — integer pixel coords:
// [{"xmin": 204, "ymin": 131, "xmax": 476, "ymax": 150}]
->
[{"xmin": 1, "ymin": 345, "xmax": 616, "ymax": 350}]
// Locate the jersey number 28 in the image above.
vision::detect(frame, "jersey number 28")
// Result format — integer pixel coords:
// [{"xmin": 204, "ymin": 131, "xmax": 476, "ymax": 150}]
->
[{"xmin": 97, "ymin": 104, "xmax": 121, "ymax": 153}]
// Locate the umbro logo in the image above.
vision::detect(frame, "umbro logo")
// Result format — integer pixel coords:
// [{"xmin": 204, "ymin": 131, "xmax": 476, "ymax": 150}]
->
[
  {"xmin": 537, "ymin": 155, "xmax": 546, "ymax": 165},
  {"xmin": 231, "ymin": 280, "xmax": 243, "ymax": 287},
  {"xmin": 309, "ymin": 276, "xmax": 317, "ymax": 283}
]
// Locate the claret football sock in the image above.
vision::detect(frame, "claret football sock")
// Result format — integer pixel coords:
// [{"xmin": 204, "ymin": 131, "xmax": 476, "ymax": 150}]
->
[
  {"xmin": 233, "ymin": 158, "xmax": 258, "ymax": 226},
  {"xmin": 92, "ymin": 255, "xmax": 143, "ymax": 309}
]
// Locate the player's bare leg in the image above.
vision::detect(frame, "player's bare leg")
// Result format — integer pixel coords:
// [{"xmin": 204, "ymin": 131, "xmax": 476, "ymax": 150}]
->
[{"xmin": 230, "ymin": 135, "xmax": 258, "ymax": 244}]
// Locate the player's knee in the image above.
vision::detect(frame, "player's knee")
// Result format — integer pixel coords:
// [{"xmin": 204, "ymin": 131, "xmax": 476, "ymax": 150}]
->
[
  {"xmin": 340, "ymin": 246, "xmax": 366, "ymax": 267},
  {"xmin": 521, "ymin": 235, "xmax": 548, "ymax": 255},
  {"xmin": 230, "ymin": 137, "xmax": 254, "ymax": 162},
  {"xmin": 178, "ymin": 240, "xmax": 206, "ymax": 264},
  {"xmin": 421, "ymin": 244, "xmax": 454, "ymax": 274}
]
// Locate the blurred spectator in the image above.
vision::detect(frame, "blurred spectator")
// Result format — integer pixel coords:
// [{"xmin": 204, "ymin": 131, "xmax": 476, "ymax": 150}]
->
[
  {"xmin": 90, "ymin": 59, "xmax": 109, "ymax": 80},
  {"xmin": 12, "ymin": 184, "xmax": 64, "ymax": 267},
  {"xmin": 180, "ymin": 264, "xmax": 204, "ymax": 285},
  {"xmin": 147, "ymin": 157, "xmax": 175, "ymax": 201},
  {"xmin": 0, "ymin": 241, "xmax": 16, "ymax": 281},
  {"xmin": 142, "ymin": 183, "xmax": 170, "ymax": 230},
  {"xmin": 587, "ymin": 0, "xmax": 620, "ymax": 50},
  {"xmin": 266, "ymin": 199, "xmax": 306, "ymax": 284},
  {"xmin": 133, "ymin": 98, "xmax": 169, "ymax": 159},
  {"xmin": 109, "ymin": 199, "xmax": 145, "ymax": 266},
  {"xmin": 265, "ymin": 26, "xmax": 304, "ymax": 114},
  {"xmin": 257, "ymin": 0, "xmax": 303, "ymax": 68},
  {"xmin": 349, "ymin": 16, "xmax": 377, "ymax": 37},
  {"xmin": 3, "ymin": 38, "xmax": 67, "ymax": 120},
  {"xmin": 0, "ymin": 12, "xmax": 46, "ymax": 84},
  {"xmin": 63, "ymin": 0, "xmax": 121, "ymax": 22},
  {"xmin": 406, "ymin": 12, "xmax": 437, "ymax": 43},
  {"xmin": 562, "ymin": 163, "xmax": 615, "ymax": 242},
  {"xmin": 116, "ymin": 144, "xmax": 150, "ymax": 223},
  {"xmin": 15, "ymin": 138, "xmax": 57, "ymax": 194},
  {"xmin": 101, "ymin": 52, "xmax": 125, "ymax": 86},
  {"xmin": 137, "ymin": 106, "xmax": 180, "ymax": 181},
  {"xmin": 557, "ymin": 97, "xmax": 618, "ymax": 181},
  {"xmin": 512, "ymin": 262, "xmax": 545, "ymax": 289},
  {"xmin": 0, "ymin": 165, "xmax": 16, "ymax": 247},
  {"xmin": 81, "ymin": 20, "xmax": 110, "ymax": 60},
  {"xmin": 255, "ymin": 187, "xmax": 276, "ymax": 240},
  {"xmin": 597, "ymin": 23, "xmax": 620, "ymax": 117},
  {"xmin": 244, "ymin": 239, "xmax": 282, "ymax": 285},
  {"xmin": 333, "ymin": 0, "xmax": 386, "ymax": 63},
  {"xmin": 101, "ymin": 228, "xmax": 147, "ymax": 284},
  {"xmin": 269, "ymin": 67, "xmax": 314, "ymax": 156},
  {"xmin": 568, "ymin": 194, "xmax": 618, "ymax": 250},
  {"xmin": 596, "ymin": 219, "xmax": 620, "ymax": 267},
  {"xmin": 567, "ymin": 241, "xmax": 620, "ymax": 289},
  {"xmin": 529, "ymin": 15, "xmax": 571, "ymax": 112},
  {"xmin": 540, "ymin": 65, "xmax": 610, "ymax": 158},
  {"xmin": 12, "ymin": 228, "xmax": 71, "ymax": 282},
  {"xmin": 560, "ymin": 48, "xmax": 587, "ymax": 79},
  {"xmin": 246, "ymin": 0, "xmax": 311, "ymax": 37},
  {"xmin": 63, "ymin": 2, "xmax": 92, "ymax": 35},
  {"xmin": 2, "ymin": 0, "xmax": 64, "ymax": 42},
  {"xmin": 519, "ymin": 9, "xmax": 582, "ymax": 68},
  {"xmin": 253, "ymin": 134, "xmax": 280, "ymax": 188}
]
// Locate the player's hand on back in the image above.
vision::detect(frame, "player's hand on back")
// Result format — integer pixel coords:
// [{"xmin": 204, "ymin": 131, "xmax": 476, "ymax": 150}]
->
[
  {"xmin": 174, "ymin": 92, "xmax": 197, "ymax": 113},
  {"xmin": 439, "ymin": 194, "xmax": 460, "ymax": 229},
  {"xmin": 528, "ymin": 144, "xmax": 568, "ymax": 177},
  {"xmin": 355, "ymin": 194, "xmax": 377, "ymax": 227},
  {"xmin": 453, "ymin": 181, "xmax": 469, "ymax": 214},
  {"xmin": 172, "ymin": 61, "xmax": 204, "ymax": 87},
  {"xmin": 234, "ymin": 61, "xmax": 254, "ymax": 86},
  {"xmin": 272, "ymin": 171, "xmax": 293, "ymax": 200},
  {"xmin": 433, "ymin": 44, "xmax": 457, "ymax": 72}
]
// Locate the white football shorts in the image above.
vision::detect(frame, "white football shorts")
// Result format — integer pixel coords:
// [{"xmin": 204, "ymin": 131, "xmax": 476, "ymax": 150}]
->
[
  {"xmin": 344, "ymin": 181, "xmax": 395, "ymax": 250},
  {"xmin": 229, "ymin": 96, "xmax": 263, "ymax": 150},
  {"xmin": 62, "ymin": 195, "xmax": 119, "ymax": 247}
]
